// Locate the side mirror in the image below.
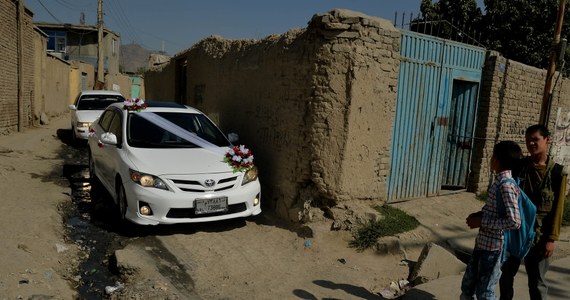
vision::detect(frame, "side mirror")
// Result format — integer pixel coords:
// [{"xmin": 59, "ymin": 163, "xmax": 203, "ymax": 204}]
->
[
  {"xmin": 100, "ymin": 132, "xmax": 118, "ymax": 145},
  {"xmin": 227, "ymin": 132, "xmax": 239, "ymax": 143},
  {"xmin": 68, "ymin": 104, "xmax": 77, "ymax": 111}
]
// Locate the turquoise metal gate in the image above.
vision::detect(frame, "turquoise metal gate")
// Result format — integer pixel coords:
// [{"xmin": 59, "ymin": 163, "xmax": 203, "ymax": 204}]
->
[{"xmin": 387, "ymin": 31, "xmax": 485, "ymax": 201}]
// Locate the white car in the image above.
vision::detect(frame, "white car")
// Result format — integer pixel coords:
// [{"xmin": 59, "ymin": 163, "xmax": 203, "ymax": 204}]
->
[
  {"xmin": 87, "ymin": 101, "xmax": 261, "ymax": 225},
  {"xmin": 68, "ymin": 90, "xmax": 125, "ymax": 142}
]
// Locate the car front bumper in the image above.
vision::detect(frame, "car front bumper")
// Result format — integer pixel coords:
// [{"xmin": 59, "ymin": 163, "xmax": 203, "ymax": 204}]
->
[
  {"xmin": 122, "ymin": 180, "xmax": 261, "ymax": 225},
  {"xmin": 74, "ymin": 126, "xmax": 91, "ymax": 140}
]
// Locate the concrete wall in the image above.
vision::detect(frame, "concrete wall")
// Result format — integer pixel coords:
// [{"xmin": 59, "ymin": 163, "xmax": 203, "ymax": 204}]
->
[
  {"xmin": 0, "ymin": 0, "xmax": 34, "ymax": 134},
  {"xmin": 105, "ymin": 73, "xmax": 134, "ymax": 98},
  {"xmin": 69, "ymin": 61, "xmax": 95, "ymax": 105},
  {"xmin": 42, "ymin": 54, "xmax": 70, "ymax": 116},
  {"xmin": 144, "ymin": 61, "xmax": 176, "ymax": 101},
  {"xmin": 144, "ymin": 9, "xmax": 401, "ymax": 221},
  {"xmin": 469, "ymin": 51, "xmax": 570, "ymax": 193}
]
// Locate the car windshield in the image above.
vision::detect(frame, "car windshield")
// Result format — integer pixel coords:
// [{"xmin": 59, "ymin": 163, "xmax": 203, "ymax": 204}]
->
[
  {"xmin": 76, "ymin": 95, "xmax": 125, "ymax": 110},
  {"xmin": 127, "ymin": 112, "xmax": 230, "ymax": 148}
]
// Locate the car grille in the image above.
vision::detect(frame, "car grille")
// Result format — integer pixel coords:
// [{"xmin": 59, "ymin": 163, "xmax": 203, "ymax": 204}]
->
[
  {"xmin": 166, "ymin": 203, "xmax": 247, "ymax": 218},
  {"xmin": 170, "ymin": 176, "xmax": 238, "ymax": 192}
]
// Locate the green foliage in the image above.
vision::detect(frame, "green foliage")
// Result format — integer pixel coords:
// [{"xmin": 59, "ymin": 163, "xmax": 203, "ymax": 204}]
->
[
  {"xmin": 349, "ymin": 205, "xmax": 420, "ymax": 252},
  {"xmin": 481, "ymin": 0, "xmax": 563, "ymax": 70},
  {"xmin": 418, "ymin": 0, "xmax": 570, "ymax": 75}
]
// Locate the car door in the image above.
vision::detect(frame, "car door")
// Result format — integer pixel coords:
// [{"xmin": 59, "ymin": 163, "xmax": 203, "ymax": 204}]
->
[
  {"xmin": 91, "ymin": 108, "xmax": 117, "ymax": 190},
  {"xmin": 99, "ymin": 109, "xmax": 124, "ymax": 193}
]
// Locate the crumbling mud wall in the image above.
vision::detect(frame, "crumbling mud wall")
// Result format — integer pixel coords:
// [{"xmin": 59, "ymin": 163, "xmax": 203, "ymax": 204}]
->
[{"xmin": 164, "ymin": 9, "xmax": 401, "ymax": 223}]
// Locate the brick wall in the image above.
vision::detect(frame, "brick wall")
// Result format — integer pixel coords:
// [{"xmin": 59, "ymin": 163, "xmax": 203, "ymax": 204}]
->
[
  {"xmin": 0, "ymin": 0, "xmax": 34, "ymax": 134},
  {"xmin": 469, "ymin": 51, "xmax": 570, "ymax": 193}
]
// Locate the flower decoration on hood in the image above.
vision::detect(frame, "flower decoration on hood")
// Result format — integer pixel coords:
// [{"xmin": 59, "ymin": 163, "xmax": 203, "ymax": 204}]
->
[
  {"xmin": 224, "ymin": 145, "xmax": 254, "ymax": 173},
  {"xmin": 123, "ymin": 98, "xmax": 148, "ymax": 112}
]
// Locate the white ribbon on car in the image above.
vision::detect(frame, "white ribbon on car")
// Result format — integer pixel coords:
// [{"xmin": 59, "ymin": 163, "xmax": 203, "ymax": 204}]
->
[{"xmin": 136, "ymin": 112, "xmax": 226, "ymax": 155}]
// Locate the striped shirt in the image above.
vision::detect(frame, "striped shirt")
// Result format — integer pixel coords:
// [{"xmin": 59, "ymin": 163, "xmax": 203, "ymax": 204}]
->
[{"xmin": 475, "ymin": 170, "xmax": 521, "ymax": 251}]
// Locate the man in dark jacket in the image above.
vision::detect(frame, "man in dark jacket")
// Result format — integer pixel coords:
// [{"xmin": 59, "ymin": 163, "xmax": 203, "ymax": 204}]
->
[{"xmin": 499, "ymin": 124, "xmax": 568, "ymax": 300}]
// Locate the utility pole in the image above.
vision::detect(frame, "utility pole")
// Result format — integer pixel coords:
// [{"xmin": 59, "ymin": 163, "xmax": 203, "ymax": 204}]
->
[
  {"xmin": 96, "ymin": 0, "xmax": 104, "ymax": 89},
  {"xmin": 540, "ymin": 0, "xmax": 567, "ymax": 126}
]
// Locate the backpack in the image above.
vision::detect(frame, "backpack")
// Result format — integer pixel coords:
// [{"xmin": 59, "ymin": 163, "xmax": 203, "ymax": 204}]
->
[{"xmin": 496, "ymin": 178, "xmax": 537, "ymax": 261}]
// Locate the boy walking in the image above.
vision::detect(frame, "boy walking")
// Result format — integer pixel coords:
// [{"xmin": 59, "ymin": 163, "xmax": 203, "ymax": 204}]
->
[
  {"xmin": 499, "ymin": 125, "xmax": 568, "ymax": 300},
  {"xmin": 461, "ymin": 141, "xmax": 523, "ymax": 300}
]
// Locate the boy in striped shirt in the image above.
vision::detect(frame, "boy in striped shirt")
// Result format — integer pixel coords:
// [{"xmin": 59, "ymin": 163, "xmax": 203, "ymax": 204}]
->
[{"xmin": 460, "ymin": 141, "xmax": 522, "ymax": 300}]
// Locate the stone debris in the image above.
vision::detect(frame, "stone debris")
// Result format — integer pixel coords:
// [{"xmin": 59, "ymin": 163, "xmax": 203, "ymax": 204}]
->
[
  {"xmin": 408, "ymin": 242, "xmax": 466, "ymax": 285},
  {"xmin": 105, "ymin": 281, "xmax": 124, "ymax": 294},
  {"xmin": 378, "ymin": 279, "xmax": 410, "ymax": 299}
]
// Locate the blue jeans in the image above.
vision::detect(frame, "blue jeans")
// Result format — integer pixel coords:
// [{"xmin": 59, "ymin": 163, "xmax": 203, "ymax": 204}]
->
[{"xmin": 461, "ymin": 249, "xmax": 503, "ymax": 300}]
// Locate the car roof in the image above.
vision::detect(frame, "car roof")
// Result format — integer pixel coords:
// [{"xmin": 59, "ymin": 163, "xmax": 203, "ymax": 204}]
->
[
  {"xmin": 108, "ymin": 101, "xmax": 202, "ymax": 114},
  {"xmin": 78, "ymin": 90, "xmax": 124, "ymax": 96}
]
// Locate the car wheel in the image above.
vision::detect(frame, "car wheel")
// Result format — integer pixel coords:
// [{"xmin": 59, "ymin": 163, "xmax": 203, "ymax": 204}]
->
[
  {"xmin": 88, "ymin": 152, "xmax": 96, "ymax": 182},
  {"xmin": 118, "ymin": 184, "xmax": 128, "ymax": 220},
  {"xmin": 71, "ymin": 126, "xmax": 77, "ymax": 144}
]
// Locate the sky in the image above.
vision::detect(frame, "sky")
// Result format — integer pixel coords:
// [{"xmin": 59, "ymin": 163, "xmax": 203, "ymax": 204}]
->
[{"xmin": 24, "ymin": 0, "xmax": 485, "ymax": 55}]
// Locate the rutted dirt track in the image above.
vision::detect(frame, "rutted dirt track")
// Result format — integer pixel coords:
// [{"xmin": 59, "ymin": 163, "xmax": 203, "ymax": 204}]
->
[
  {"xmin": 2, "ymin": 114, "xmax": 529, "ymax": 299},
  {"xmin": 0, "ymin": 115, "xmax": 418, "ymax": 299}
]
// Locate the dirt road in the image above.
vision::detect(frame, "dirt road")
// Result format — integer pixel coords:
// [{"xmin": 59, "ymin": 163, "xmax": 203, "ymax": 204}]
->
[
  {"xmin": 0, "ymin": 115, "xmax": 420, "ymax": 299},
  {"xmin": 8, "ymin": 114, "xmax": 568, "ymax": 300}
]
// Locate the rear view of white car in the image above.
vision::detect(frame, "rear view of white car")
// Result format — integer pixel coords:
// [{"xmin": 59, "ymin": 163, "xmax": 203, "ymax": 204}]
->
[
  {"xmin": 68, "ymin": 90, "xmax": 125, "ymax": 142},
  {"xmin": 87, "ymin": 100, "xmax": 261, "ymax": 225}
]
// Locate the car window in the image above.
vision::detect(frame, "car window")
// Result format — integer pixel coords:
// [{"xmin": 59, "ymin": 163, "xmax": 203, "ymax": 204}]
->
[
  {"xmin": 108, "ymin": 112, "xmax": 122, "ymax": 142},
  {"xmin": 98, "ymin": 110, "xmax": 115, "ymax": 131},
  {"xmin": 127, "ymin": 112, "xmax": 230, "ymax": 148},
  {"xmin": 76, "ymin": 95, "xmax": 125, "ymax": 110}
]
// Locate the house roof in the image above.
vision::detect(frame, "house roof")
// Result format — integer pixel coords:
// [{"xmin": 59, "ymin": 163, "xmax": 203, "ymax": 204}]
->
[{"xmin": 34, "ymin": 22, "xmax": 120, "ymax": 38}]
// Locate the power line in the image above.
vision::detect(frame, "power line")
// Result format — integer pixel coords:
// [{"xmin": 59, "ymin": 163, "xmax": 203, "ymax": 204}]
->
[
  {"xmin": 37, "ymin": 0, "xmax": 62, "ymax": 23},
  {"xmin": 106, "ymin": 0, "xmax": 143, "ymax": 46}
]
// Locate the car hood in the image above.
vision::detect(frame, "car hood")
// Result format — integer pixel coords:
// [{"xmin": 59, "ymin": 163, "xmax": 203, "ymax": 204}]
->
[
  {"xmin": 76, "ymin": 110, "xmax": 105, "ymax": 123},
  {"xmin": 126, "ymin": 147, "xmax": 233, "ymax": 175}
]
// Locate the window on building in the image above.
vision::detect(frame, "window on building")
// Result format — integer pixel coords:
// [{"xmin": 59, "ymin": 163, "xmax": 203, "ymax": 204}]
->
[
  {"xmin": 45, "ymin": 30, "xmax": 67, "ymax": 53},
  {"xmin": 112, "ymin": 38, "xmax": 117, "ymax": 54}
]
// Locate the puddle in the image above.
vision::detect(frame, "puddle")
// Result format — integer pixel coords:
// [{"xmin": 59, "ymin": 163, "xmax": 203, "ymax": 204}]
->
[{"xmin": 60, "ymin": 146, "xmax": 127, "ymax": 299}]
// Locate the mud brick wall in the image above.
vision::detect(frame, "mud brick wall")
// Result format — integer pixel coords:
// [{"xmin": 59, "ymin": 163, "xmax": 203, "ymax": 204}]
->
[
  {"xmin": 470, "ymin": 51, "xmax": 570, "ymax": 193},
  {"xmin": 147, "ymin": 9, "xmax": 401, "ymax": 221},
  {"xmin": 0, "ymin": 1, "xmax": 34, "ymax": 134}
]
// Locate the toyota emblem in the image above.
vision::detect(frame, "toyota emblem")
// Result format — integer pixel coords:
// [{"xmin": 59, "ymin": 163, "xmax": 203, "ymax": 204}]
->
[{"xmin": 204, "ymin": 179, "xmax": 215, "ymax": 187}]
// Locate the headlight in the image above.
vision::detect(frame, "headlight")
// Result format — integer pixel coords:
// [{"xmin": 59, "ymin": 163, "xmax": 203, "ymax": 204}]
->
[
  {"xmin": 77, "ymin": 121, "xmax": 92, "ymax": 128},
  {"xmin": 129, "ymin": 169, "xmax": 169, "ymax": 190},
  {"xmin": 241, "ymin": 166, "xmax": 258, "ymax": 186}
]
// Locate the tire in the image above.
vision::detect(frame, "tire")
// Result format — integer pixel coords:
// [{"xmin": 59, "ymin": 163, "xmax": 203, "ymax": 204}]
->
[
  {"xmin": 71, "ymin": 126, "xmax": 77, "ymax": 144},
  {"xmin": 88, "ymin": 152, "xmax": 96, "ymax": 183},
  {"xmin": 88, "ymin": 152, "xmax": 103, "ymax": 202},
  {"xmin": 117, "ymin": 183, "xmax": 128, "ymax": 220}
]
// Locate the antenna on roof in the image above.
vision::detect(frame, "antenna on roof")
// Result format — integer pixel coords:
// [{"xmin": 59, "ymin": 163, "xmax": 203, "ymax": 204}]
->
[{"xmin": 80, "ymin": 12, "xmax": 85, "ymax": 25}]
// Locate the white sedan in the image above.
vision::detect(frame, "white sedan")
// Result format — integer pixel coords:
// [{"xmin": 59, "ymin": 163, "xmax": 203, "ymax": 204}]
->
[
  {"xmin": 88, "ymin": 101, "xmax": 261, "ymax": 225},
  {"xmin": 68, "ymin": 90, "xmax": 125, "ymax": 142}
]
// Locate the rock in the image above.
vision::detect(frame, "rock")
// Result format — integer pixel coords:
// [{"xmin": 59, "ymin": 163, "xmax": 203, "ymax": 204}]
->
[
  {"xmin": 408, "ymin": 242, "xmax": 466, "ymax": 285},
  {"xmin": 40, "ymin": 112, "xmax": 50, "ymax": 125},
  {"xmin": 375, "ymin": 236, "xmax": 407, "ymax": 256},
  {"xmin": 55, "ymin": 243, "xmax": 69, "ymax": 253}
]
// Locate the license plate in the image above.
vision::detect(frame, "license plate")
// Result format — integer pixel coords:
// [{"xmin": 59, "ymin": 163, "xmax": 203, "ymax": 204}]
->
[{"xmin": 194, "ymin": 197, "xmax": 228, "ymax": 215}]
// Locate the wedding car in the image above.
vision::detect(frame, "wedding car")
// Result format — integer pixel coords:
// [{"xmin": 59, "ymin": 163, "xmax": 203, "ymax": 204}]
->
[
  {"xmin": 87, "ymin": 100, "xmax": 261, "ymax": 225},
  {"xmin": 69, "ymin": 90, "xmax": 126, "ymax": 142}
]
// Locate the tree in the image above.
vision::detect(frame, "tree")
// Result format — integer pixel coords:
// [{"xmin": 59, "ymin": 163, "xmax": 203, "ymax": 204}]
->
[
  {"xmin": 418, "ymin": 0, "xmax": 570, "ymax": 73},
  {"xmin": 415, "ymin": 0, "xmax": 483, "ymax": 43},
  {"xmin": 481, "ymin": 0, "xmax": 569, "ymax": 70}
]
